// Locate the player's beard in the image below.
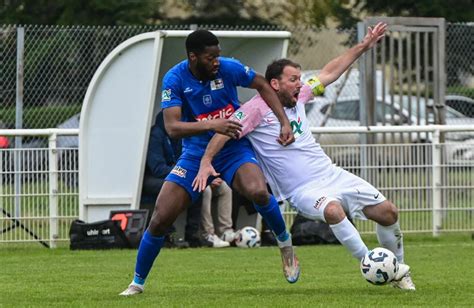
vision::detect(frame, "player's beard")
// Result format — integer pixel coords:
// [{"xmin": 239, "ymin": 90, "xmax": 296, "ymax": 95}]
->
[
  {"xmin": 277, "ymin": 91, "xmax": 297, "ymax": 108},
  {"xmin": 196, "ymin": 61, "xmax": 216, "ymax": 80}
]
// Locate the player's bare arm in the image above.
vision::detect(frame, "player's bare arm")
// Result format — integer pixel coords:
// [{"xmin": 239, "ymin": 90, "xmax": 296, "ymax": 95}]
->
[
  {"xmin": 192, "ymin": 133, "xmax": 231, "ymax": 192},
  {"xmin": 163, "ymin": 106, "xmax": 242, "ymax": 139},
  {"xmin": 250, "ymin": 74, "xmax": 295, "ymax": 146},
  {"xmin": 318, "ymin": 22, "xmax": 387, "ymax": 87}
]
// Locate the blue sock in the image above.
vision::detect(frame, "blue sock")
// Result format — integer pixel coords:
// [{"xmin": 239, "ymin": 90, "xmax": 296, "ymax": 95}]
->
[
  {"xmin": 253, "ymin": 195, "xmax": 289, "ymax": 242},
  {"xmin": 133, "ymin": 230, "xmax": 164, "ymax": 285}
]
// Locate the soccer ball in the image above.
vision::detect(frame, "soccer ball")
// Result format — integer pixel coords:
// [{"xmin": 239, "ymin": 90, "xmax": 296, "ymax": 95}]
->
[
  {"xmin": 235, "ymin": 226, "xmax": 261, "ymax": 248},
  {"xmin": 360, "ymin": 247, "xmax": 399, "ymax": 285}
]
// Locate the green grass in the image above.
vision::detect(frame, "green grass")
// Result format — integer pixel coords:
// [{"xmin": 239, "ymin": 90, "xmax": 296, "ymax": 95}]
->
[{"xmin": 1, "ymin": 234, "xmax": 473, "ymax": 307}]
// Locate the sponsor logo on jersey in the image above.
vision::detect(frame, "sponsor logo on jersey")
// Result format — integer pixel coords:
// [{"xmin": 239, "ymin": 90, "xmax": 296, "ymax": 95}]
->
[
  {"xmin": 313, "ymin": 196, "xmax": 327, "ymax": 210},
  {"xmin": 210, "ymin": 78, "xmax": 224, "ymax": 91},
  {"xmin": 203, "ymin": 95, "xmax": 212, "ymax": 106},
  {"xmin": 233, "ymin": 111, "xmax": 245, "ymax": 121},
  {"xmin": 290, "ymin": 116, "xmax": 303, "ymax": 137},
  {"xmin": 184, "ymin": 87, "xmax": 193, "ymax": 93},
  {"xmin": 196, "ymin": 104, "xmax": 235, "ymax": 121},
  {"xmin": 244, "ymin": 66, "xmax": 251, "ymax": 75},
  {"xmin": 171, "ymin": 165, "xmax": 187, "ymax": 178},
  {"xmin": 162, "ymin": 89, "xmax": 171, "ymax": 101}
]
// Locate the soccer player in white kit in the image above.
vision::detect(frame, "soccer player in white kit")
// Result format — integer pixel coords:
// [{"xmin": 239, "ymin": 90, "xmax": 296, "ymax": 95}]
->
[{"xmin": 192, "ymin": 22, "xmax": 415, "ymax": 290}]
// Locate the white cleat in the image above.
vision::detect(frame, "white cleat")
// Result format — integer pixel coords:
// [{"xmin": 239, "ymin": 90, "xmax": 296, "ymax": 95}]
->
[
  {"xmin": 277, "ymin": 236, "xmax": 300, "ymax": 284},
  {"xmin": 392, "ymin": 263, "xmax": 416, "ymax": 290},
  {"xmin": 119, "ymin": 283, "xmax": 144, "ymax": 296}
]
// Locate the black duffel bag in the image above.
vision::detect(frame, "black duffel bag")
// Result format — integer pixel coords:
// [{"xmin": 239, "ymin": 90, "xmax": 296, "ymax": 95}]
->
[
  {"xmin": 290, "ymin": 214, "xmax": 342, "ymax": 245},
  {"xmin": 69, "ymin": 219, "xmax": 131, "ymax": 250}
]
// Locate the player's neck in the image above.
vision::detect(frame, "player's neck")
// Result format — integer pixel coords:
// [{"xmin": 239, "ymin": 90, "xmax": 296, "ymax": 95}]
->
[{"xmin": 188, "ymin": 64, "xmax": 207, "ymax": 81}]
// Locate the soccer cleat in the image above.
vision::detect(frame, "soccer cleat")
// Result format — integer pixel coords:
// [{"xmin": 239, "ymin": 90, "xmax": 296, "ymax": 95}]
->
[
  {"xmin": 392, "ymin": 263, "xmax": 416, "ymax": 290},
  {"xmin": 205, "ymin": 234, "xmax": 230, "ymax": 248},
  {"xmin": 119, "ymin": 283, "xmax": 144, "ymax": 296},
  {"xmin": 277, "ymin": 236, "xmax": 300, "ymax": 283}
]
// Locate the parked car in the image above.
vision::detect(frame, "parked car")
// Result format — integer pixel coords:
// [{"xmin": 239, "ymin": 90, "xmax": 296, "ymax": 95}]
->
[
  {"xmin": 301, "ymin": 70, "xmax": 474, "ymax": 165},
  {"xmin": 445, "ymin": 95, "xmax": 474, "ymax": 118}
]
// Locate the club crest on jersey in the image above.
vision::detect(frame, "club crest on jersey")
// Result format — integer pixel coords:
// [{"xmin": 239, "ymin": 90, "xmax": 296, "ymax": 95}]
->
[
  {"xmin": 233, "ymin": 111, "xmax": 246, "ymax": 121},
  {"xmin": 171, "ymin": 165, "xmax": 187, "ymax": 178},
  {"xmin": 290, "ymin": 116, "xmax": 303, "ymax": 137},
  {"xmin": 210, "ymin": 78, "xmax": 224, "ymax": 91},
  {"xmin": 203, "ymin": 95, "xmax": 212, "ymax": 106},
  {"xmin": 162, "ymin": 89, "xmax": 171, "ymax": 101}
]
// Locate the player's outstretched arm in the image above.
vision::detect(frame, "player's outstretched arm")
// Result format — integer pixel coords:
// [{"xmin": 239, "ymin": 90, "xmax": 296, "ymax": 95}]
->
[
  {"xmin": 250, "ymin": 74, "xmax": 295, "ymax": 146},
  {"xmin": 192, "ymin": 133, "xmax": 232, "ymax": 192},
  {"xmin": 163, "ymin": 106, "xmax": 242, "ymax": 139},
  {"xmin": 318, "ymin": 22, "xmax": 387, "ymax": 87}
]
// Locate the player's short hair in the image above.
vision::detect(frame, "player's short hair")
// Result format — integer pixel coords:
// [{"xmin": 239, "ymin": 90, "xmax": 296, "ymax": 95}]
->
[
  {"xmin": 185, "ymin": 30, "xmax": 219, "ymax": 55},
  {"xmin": 265, "ymin": 59, "xmax": 301, "ymax": 81}
]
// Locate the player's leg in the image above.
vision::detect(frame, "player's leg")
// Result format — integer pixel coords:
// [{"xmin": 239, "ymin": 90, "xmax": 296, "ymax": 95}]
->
[
  {"xmin": 291, "ymin": 188, "xmax": 368, "ymax": 260},
  {"xmin": 362, "ymin": 200, "xmax": 403, "ymax": 262},
  {"xmin": 120, "ymin": 182, "xmax": 192, "ymax": 296},
  {"xmin": 363, "ymin": 200, "xmax": 415, "ymax": 290},
  {"xmin": 324, "ymin": 201, "xmax": 369, "ymax": 260},
  {"xmin": 121, "ymin": 156, "xmax": 201, "ymax": 296},
  {"xmin": 233, "ymin": 163, "xmax": 289, "ymax": 241},
  {"xmin": 232, "ymin": 162, "xmax": 299, "ymax": 283}
]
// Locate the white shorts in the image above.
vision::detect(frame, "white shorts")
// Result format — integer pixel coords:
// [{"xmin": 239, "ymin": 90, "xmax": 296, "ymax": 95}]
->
[{"xmin": 288, "ymin": 168, "xmax": 386, "ymax": 223}]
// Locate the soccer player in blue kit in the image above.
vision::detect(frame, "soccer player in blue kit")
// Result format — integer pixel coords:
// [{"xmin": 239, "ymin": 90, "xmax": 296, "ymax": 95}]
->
[{"xmin": 120, "ymin": 30, "xmax": 300, "ymax": 296}]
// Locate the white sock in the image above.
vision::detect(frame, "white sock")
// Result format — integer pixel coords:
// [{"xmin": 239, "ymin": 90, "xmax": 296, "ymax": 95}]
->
[
  {"xmin": 376, "ymin": 221, "xmax": 404, "ymax": 263},
  {"xmin": 330, "ymin": 217, "xmax": 368, "ymax": 260}
]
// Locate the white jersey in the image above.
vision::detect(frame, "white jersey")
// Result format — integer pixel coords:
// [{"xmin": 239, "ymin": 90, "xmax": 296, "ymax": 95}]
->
[{"xmin": 232, "ymin": 83, "xmax": 340, "ymax": 201}]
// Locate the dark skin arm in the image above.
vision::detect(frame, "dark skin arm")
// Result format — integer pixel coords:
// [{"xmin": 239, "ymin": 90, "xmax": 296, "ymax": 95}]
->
[
  {"xmin": 163, "ymin": 106, "xmax": 242, "ymax": 139},
  {"xmin": 250, "ymin": 74, "xmax": 294, "ymax": 146},
  {"xmin": 192, "ymin": 133, "xmax": 231, "ymax": 192}
]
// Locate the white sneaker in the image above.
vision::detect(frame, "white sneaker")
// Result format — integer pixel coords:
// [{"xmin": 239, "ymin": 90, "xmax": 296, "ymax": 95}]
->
[
  {"xmin": 221, "ymin": 229, "xmax": 237, "ymax": 243},
  {"xmin": 119, "ymin": 283, "xmax": 144, "ymax": 296},
  {"xmin": 277, "ymin": 235, "xmax": 300, "ymax": 284},
  {"xmin": 205, "ymin": 234, "xmax": 230, "ymax": 248},
  {"xmin": 392, "ymin": 263, "xmax": 416, "ymax": 290}
]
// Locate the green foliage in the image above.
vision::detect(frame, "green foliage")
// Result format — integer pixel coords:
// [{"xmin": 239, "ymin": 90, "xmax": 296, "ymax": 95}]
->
[
  {"xmin": 1, "ymin": 234, "xmax": 473, "ymax": 306},
  {"xmin": 0, "ymin": 0, "xmax": 161, "ymax": 25},
  {"xmin": 357, "ymin": 0, "xmax": 474, "ymax": 23},
  {"xmin": 0, "ymin": 105, "xmax": 81, "ymax": 129}
]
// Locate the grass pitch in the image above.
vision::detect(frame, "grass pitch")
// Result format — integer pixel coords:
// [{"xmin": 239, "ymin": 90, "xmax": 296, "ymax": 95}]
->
[{"xmin": 1, "ymin": 234, "xmax": 473, "ymax": 307}]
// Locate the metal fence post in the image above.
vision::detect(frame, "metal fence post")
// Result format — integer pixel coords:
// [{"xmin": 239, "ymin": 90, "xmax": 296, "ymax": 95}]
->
[
  {"xmin": 14, "ymin": 26, "xmax": 24, "ymax": 218},
  {"xmin": 48, "ymin": 133, "xmax": 59, "ymax": 248},
  {"xmin": 432, "ymin": 129, "xmax": 442, "ymax": 236}
]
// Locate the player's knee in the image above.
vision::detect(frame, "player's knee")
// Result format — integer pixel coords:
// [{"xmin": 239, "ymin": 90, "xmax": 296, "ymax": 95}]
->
[
  {"xmin": 385, "ymin": 202, "xmax": 399, "ymax": 225},
  {"xmin": 248, "ymin": 187, "xmax": 270, "ymax": 206},
  {"xmin": 378, "ymin": 201, "xmax": 399, "ymax": 226},
  {"xmin": 147, "ymin": 211, "xmax": 171, "ymax": 236},
  {"xmin": 324, "ymin": 202, "xmax": 346, "ymax": 224}
]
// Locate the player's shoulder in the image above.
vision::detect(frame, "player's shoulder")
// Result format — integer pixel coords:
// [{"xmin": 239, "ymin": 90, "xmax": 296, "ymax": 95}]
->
[
  {"xmin": 219, "ymin": 57, "xmax": 247, "ymax": 70},
  {"xmin": 163, "ymin": 60, "xmax": 187, "ymax": 86}
]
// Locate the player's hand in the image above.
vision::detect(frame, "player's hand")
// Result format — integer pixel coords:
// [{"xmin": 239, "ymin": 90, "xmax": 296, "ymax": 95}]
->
[
  {"xmin": 192, "ymin": 160, "xmax": 220, "ymax": 192},
  {"xmin": 278, "ymin": 123, "xmax": 295, "ymax": 146},
  {"xmin": 362, "ymin": 22, "xmax": 387, "ymax": 49},
  {"xmin": 211, "ymin": 118, "xmax": 242, "ymax": 139}
]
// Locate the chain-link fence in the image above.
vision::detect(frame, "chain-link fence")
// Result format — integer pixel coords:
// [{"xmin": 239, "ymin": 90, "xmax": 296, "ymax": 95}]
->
[{"xmin": 0, "ymin": 22, "xmax": 472, "ymax": 133}]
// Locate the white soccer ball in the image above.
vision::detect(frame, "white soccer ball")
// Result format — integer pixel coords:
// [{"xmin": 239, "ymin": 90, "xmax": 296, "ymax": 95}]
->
[
  {"xmin": 235, "ymin": 226, "xmax": 261, "ymax": 248},
  {"xmin": 360, "ymin": 247, "xmax": 399, "ymax": 285}
]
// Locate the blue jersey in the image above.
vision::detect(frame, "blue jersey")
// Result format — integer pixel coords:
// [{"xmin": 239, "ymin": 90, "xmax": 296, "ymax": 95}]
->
[{"xmin": 161, "ymin": 57, "xmax": 256, "ymax": 157}]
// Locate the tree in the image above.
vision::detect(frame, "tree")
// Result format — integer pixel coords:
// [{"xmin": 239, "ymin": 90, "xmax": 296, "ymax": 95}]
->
[
  {"xmin": 356, "ymin": 0, "xmax": 474, "ymax": 23},
  {"xmin": 0, "ymin": 0, "xmax": 161, "ymax": 25}
]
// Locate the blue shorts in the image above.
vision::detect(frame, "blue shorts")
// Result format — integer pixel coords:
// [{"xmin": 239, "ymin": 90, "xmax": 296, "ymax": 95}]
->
[{"xmin": 165, "ymin": 141, "xmax": 260, "ymax": 203}]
